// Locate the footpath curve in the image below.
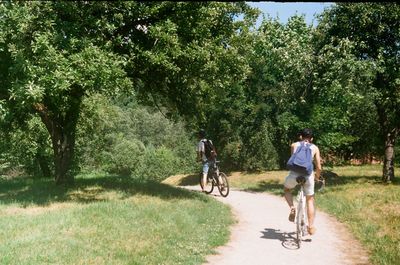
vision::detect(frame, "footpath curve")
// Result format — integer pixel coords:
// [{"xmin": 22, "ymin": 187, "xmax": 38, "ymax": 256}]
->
[{"xmin": 185, "ymin": 186, "xmax": 370, "ymax": 265}]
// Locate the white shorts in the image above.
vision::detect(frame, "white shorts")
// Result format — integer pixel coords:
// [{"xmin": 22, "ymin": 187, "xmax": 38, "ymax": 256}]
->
[{"xmin": 284, "ymin": 171, "xmax": 315, "ymax": 196}]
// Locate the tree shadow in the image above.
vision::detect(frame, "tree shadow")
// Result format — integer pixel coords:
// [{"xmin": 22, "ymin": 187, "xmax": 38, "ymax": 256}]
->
[
  {"xmin": 174, "ymin": 174, "xmax": 199, "ymax": 186},
  {"xmin": 0, "ymin": 175, "xmax": 206, "ymax": 207},
  {"xmin": 244, "ymin": 179, "xmax": 284, "ymax": 196}
]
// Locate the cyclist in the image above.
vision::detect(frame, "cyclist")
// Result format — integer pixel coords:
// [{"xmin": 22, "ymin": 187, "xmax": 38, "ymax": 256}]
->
[
  {"xmin": 283, "ymin": 128, "xmax": 322, "ymax": 235},
  {"xmin": 196, "ymin": 129, "xmax": 221, "ymax": 193}
]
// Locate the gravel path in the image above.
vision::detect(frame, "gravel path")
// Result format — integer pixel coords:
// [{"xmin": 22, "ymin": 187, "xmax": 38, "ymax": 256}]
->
[{"xmin": 185, "ymin": 186, "xmax": 370, "ymax": 265}]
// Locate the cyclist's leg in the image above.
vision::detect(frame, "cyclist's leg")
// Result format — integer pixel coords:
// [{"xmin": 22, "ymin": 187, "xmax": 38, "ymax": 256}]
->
[
  {"xmin": 305, "ymin": 195, "xmax": 316, "ymax": 235},
  {"xmin": 284, "ymin": 172, "xmax": 298, "ymax": 221},
  {"xmin": 304, "ymin": 174, "xmax": 316, "ymax": 234},
  {"xmin": 201, "ymin": 161, "xmax": 209, "ymax": 192},
  {"xmin": 284, "ymin": 171, "xmax": 298, "ymax": 207}
]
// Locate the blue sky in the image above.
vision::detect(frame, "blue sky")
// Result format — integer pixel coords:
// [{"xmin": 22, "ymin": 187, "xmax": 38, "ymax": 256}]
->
[{"xmin": 247, "ymin": 2, "xmax": 334, "ymax": 27}]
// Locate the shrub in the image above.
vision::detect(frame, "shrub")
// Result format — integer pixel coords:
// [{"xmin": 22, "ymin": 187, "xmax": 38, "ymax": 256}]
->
[
  {"xmin": 134, "ymin": 146, "xmax": 180, "ymax": 182},
  {"xmin": 102, "ymin": 138, "xmax": 146, "ymax": 176}
]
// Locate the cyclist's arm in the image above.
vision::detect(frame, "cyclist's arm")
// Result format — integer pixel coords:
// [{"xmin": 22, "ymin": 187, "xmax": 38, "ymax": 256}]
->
[
  {"xmin": 197, "ymin": 151, "xmax": 202, "ymax": 162},
  {"xmin": 290, "ymin": 143, "xmax": 296, "ymax": 155},
  {"xmin": 314, "ymin": 147, "xmax": 322, "ymax": 180},
  {"xmin": 196, "ymin": 142, "xmax": 204, "ymax": 162}
]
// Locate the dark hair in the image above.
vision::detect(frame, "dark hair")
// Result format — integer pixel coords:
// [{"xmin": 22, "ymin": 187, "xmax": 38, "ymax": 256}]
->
[
  {"xmin": 301, "ymin": 128, "xmax": 313, "ymax": 139},
  {"xmin": 198, "ymin": 129, "xmax": 206, "ymax": 138}
]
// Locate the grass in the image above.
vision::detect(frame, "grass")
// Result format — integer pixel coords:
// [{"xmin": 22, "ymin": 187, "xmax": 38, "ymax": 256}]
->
[
  {"xmin": 316, "ymin": 165, "xmax": 400, "ymax": 265},
  {"xmin": 172, "ymin": 164, "xmax": 400, "ymax": 265},
  {"xmin": 0, "ymin": 174, "xmax": 234, "ymax": 265}
]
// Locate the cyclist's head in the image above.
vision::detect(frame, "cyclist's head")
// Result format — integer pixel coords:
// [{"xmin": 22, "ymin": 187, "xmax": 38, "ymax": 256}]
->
[
  {"xmin": 301, "ymin": 128, "xmax": 313, "ymax": 140},
  {"xmin": 198, "ymin": 129, "xmax": 206, "ymax": 138}
]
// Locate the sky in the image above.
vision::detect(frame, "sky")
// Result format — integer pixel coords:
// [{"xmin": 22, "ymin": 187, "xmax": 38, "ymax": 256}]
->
[{"xmin": 247, "ymin": 2, "xmax": 334, "ymax": 27}]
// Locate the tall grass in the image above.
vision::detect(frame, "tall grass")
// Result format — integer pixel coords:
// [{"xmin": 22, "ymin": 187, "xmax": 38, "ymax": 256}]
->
[{"xmin": 0, "ymin": 174, "xmax": 233, "ymax": 265}]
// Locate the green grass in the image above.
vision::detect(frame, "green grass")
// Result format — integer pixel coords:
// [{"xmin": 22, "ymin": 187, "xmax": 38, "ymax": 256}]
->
[
  {"xmin": 316, "ymin": 165, "xmax": 400, "ymax": 265},
  {"xmin": 177, "ymin": 165, "xmax": 398, "ymax": 265},
  {"xmin": 0, "ymin": 174, "xmax": 234, "ymax": 265}
]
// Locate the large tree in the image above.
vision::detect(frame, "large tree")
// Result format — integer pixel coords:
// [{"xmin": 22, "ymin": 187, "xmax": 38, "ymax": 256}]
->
[
  {"xmin": 0, "ymin": 2, "xmax": 131, "ymax": 184},
  {"xmin": 316, "ymin": 3, "xmax": 400, "ymax": 182}
]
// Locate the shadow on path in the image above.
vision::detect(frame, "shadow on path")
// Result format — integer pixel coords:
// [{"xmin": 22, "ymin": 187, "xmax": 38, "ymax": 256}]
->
[{"xmin": 261, "ymin": 228, "xmax": 312, "ymax": 250}]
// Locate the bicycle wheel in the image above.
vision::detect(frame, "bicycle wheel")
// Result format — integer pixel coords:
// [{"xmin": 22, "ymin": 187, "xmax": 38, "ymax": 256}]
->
[
  {"xmin": 204, "ymin": 177, "xmax": 214, "ymax": 194},
  {"xmin": 199, "ymin": 174, "xmax": 214, "ymax": 194},
  {"xmin": 217, "ymin": 172, "xmax": 230, "ymax": 197},
  {"xmin": 296, "ymin": 205, "xmax": 303, "ymax": 248}
]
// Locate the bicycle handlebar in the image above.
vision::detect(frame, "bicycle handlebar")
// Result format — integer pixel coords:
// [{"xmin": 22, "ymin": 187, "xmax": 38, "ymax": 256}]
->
[{"xmin": 315, "ymin": 177, "xmax": 326, "ymax": 192}]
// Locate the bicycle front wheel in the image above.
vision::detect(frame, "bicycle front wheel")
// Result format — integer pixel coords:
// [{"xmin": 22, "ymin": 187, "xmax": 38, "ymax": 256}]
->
[
  {"xmin": 217, "ymin": 172, "xmax": 230, "ymax": 197},
  {"xmin": 199, "ymin": 174, "xmax": 214, "ymax": 194}
]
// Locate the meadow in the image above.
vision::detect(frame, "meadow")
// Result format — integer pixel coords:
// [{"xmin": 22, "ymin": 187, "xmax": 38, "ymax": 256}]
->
[{"xmin": 0, "ymin": 174, "xmax": 233, "ymax": 265}]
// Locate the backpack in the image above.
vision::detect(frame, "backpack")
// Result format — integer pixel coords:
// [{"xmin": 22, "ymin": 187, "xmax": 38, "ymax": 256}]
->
[
  {"xmin": 202, "ymin": 140, "xmax": 217, "ymax": 160},
  {"xmin": 286, "ymin": 141, "xmax": 313, "ymax": 176}
]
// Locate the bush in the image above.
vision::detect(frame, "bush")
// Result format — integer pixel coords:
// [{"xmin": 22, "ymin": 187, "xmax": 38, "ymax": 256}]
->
[
  {"xmin": 76, "ymin": 94, "xmax": 196, "ymax": 181},
  {"xmin": 101, "ymin": 138, "xmax": 146, "ymax": 176},
  {"xmin": 240, "ymin": 126, "xmax": 279, "ymax": 171},
  {"xmin": 134, "ymin": 146, "xmax": 180, "ymax": 182},
  {"xmin": 0, "ymin": 117, "xmax": 53, "ymax": 178}
]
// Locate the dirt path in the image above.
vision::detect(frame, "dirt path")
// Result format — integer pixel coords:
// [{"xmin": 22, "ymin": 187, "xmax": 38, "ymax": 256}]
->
[{"xmin": 185, "ymin": 186, "xmax": 370, "ymax": 265}]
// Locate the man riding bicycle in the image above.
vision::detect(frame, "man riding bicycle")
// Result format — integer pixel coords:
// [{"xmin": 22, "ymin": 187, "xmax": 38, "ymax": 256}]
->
[
  {"xmin": 283, "ymin": 128, "xmax": 322, "ymax": 235},
  {"xmin": 196, "ymin": 129, "xmax": 223, "ymax": 193}
]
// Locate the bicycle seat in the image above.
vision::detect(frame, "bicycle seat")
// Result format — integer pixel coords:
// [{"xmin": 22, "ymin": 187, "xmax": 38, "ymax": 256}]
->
[{"xmin": 296, "ymin": 176, "xmax": 306, "ymax": 184}]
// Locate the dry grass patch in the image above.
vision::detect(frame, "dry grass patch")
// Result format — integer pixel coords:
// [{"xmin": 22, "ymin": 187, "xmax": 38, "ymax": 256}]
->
[{"xmin": 2, "ymin": 202, "xmax": 77, "ymax": 217}]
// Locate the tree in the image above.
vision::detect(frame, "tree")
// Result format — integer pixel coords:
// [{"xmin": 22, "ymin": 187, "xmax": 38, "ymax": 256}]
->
[
  {"xmin": 310, "ymin": 38, "xmax": 379, "ymax": 163},
  {"xmin": 316, "ymin": 3, "xmax": 400, "ymax": 182},
  {"xmin": 243, "ymin": 15, "xmax": 316, "ymax": 167},
  {"xmin": 0, "ymin": 2, "xmax": 131, "ymax": 184}
]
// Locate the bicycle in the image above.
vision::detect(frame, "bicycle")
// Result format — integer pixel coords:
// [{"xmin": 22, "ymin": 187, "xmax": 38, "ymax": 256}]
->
[
  {"xmin": 294, "ymin": 175, "xmax": 325, "ymax": 248},
  {"xmin": 199, "ymin": 160, "xmax": 230, "ymax": 197}
]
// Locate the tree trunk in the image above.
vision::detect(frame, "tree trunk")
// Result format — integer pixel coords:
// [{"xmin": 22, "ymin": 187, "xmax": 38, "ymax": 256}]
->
[
  {"xmin": 51, "ymin": 126, "xmax": 76, "ymax": 185},
  {"xmin": 382, "ymin": 129, "xmax": 397, "ymax": 183},
  {"xmin": 33, "ymin": 95, "xmax": 82, "ymax": 185}
]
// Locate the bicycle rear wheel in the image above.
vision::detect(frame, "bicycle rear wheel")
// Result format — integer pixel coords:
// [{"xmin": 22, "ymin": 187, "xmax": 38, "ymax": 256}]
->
[
  {"xmin": 296, "ymin": 205, "xmax": 303, "ymax": 248},
  {"xmin": 217, "ymin": 172, "xmax": 230, "ymax": 197}
]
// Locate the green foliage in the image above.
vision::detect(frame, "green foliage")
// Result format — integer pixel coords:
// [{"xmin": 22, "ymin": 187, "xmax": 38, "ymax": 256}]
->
[
  {"xmin": 137, "ymin": 147, "xmax": 181, "ymax": 182},
  {"xmin": 0, "ymin": 1, "xmax": 133, "ymax": 182},
  {"xmin": 102, "ymin": 138, "xmax": 146, "ymax": 176},
  {"xmin": 316, "ymin": 3, "xmax": 400, "ymax": 179},
  {"xmin": 0, "ymin": 1, "xmax": 398, "ymax": 181},
  {"xmin": 0, "ymin": 116, "xmax": 53, "ymax": 177},
  {"xmin": 76, "ymin": 94, "xmax": 196, "ymax": 181},
  {"xmin": 239, "ymin": 123, "xmax": 279, "ymax": 171}
]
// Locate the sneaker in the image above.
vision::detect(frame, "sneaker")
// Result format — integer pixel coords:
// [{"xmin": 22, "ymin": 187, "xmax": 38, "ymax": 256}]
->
[
  {"xmin": 288, "ymin": 208, "xmax": 296, "ymax": 222},
  {"xmin": 307, "ymin": 226, "xmax": 316, "ymax": 235}
]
